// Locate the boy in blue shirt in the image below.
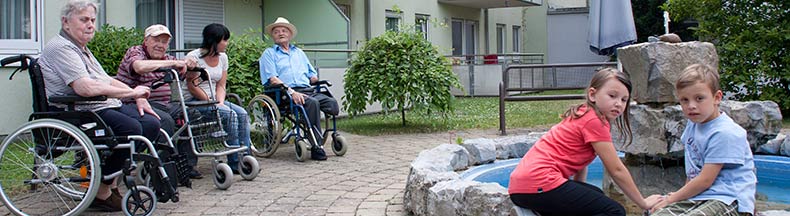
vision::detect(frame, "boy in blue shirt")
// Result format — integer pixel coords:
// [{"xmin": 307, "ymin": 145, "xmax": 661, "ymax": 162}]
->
[{"xmin": 651, "ymin": 64, "xmax": 757, "ymax": 215}]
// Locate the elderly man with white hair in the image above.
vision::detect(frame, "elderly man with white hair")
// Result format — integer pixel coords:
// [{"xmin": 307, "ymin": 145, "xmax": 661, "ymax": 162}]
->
[
  {"xmin": 259, "ymin": 17, "xmax": 339, "ymax": 161},
  {"xmin": 38, "ymin": 0, "xmax": 159, "ymax": 211}
]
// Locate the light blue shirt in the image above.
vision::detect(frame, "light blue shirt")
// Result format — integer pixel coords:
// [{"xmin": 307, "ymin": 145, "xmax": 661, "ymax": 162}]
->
[
  {"xmin": 681, "ymin": 112, "xmax": 756, "ymax": 213},
  {"xmin": 259, "ymin": 44, "xmax": 316, "ymax": 87}
]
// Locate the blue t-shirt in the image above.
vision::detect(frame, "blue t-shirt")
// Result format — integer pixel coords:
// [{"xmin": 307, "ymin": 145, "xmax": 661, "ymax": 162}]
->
[
  {"xmin": 259, "ymin": 44, "xmax": 316, "ymax": 87},
  {"xmin": 681, "ymin": 112, "xmax": 756, "ymax": 213}
]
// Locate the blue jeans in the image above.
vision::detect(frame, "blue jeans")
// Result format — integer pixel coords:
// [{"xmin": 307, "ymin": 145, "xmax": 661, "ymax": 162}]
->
[{"xmin": 192, "ymin": 100, "xmax": 250, "ymax": 169}]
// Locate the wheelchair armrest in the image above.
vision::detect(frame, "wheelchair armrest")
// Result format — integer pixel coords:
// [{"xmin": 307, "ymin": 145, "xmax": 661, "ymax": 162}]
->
[
  {"xmin": 264, "ymin": 83, "xmax": 287, "ymax": 91},
  {"xmin": 311, "ymin": 80, "xmax": 332, "ymax": 87},
  {"xmin": 185, "ymin": 100, "xmax": 219, "ymax": 107},
  {"xmin": 49, "ymin": 95, "xmax": 108, "ymax": 104}
]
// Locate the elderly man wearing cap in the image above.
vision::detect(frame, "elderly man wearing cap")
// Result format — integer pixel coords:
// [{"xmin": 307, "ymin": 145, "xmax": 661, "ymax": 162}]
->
[
  {"xmin": 116, "ymin": 24, "xmax": 202, "ymax": 178},
  {"xmin": 259, "ymin": 17, "xmax": 339, "ymax": 160}
]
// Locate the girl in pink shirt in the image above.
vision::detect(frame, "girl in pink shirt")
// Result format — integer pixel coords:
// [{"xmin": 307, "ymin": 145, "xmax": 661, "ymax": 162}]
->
[{"xmin": 508, "ymin": 68, "xmax": 662, "ymax": 215}]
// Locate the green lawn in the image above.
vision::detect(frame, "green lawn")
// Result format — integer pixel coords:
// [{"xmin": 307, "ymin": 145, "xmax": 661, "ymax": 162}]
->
[{"xmin": 336, "ymin": 95, "xmax": 582, "ymax": 136}]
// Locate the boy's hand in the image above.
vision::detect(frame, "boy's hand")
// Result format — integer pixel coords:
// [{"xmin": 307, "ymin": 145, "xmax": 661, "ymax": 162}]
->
[
  {"xmin": 643, "ymin": 194, "xmax": 664, "ymax": 209},
  {"xmin": 650, "ymin": 198, "xmax": 671, "ymax": 213}
]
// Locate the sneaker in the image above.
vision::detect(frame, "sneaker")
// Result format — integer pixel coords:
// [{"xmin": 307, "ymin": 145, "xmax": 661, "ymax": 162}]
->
[
  {"xmin": 311, "ymin": 148, "xmax": 327, "ymax": 160},
  {"xmin": 188, "ymin": 169, "xmax": 203, "ymax": 179},
  {"xmin": 89, "ymin": 193, "xmax": 122, "ymax": 212}
]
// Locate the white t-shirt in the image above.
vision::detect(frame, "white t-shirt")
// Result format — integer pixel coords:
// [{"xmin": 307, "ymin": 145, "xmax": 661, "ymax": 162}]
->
[{"xmin": 183, "ymin": 49, "xmax": 228, "ymax": 101}]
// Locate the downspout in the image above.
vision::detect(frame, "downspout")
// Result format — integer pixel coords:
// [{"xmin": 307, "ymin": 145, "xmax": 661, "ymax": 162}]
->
[
  {"xmin": 260, "ymin": 0, "xmax": 265, "ymax": 40},
  {"xmin": 484, "ymin": 8, "xmax": 489, "ymax": 54},
  {"xmin": 365, "ymin": 0, "xmax": 371, "ymax": 40}
]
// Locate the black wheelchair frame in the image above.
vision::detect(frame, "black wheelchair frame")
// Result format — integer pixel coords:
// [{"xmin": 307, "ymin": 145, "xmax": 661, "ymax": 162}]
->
[{"xmin": 0, "ymin": 54, "xmax": 181, "ymax": 216}]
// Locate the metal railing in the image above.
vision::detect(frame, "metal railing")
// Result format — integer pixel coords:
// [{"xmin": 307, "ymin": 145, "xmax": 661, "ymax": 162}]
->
[
  {"xmin": 446, "ymin": 53, "xmax": 544, "ymax": 96},
  {"xmin": 498, "ymin": 62, "xmax": 618, "ymax": 135}
]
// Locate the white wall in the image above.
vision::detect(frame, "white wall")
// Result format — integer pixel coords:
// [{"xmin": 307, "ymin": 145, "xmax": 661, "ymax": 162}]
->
[{"xmin": 546, "ymin": 12, "xmax": 608, "ymax": 63}]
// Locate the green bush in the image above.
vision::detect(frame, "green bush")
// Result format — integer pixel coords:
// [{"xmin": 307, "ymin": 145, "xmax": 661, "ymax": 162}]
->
[
  {"xmin": 88, "ymin": 24, "xmax": 144, "ymax": 76},
  {"xmin": 343, "ymin": 29, "xmax": 462, "ymax": 126},
  {"xmin": 664, "ymin": 0, "xmax": 790, "ymax": 115},
  {"xmin": 226, "ymin": 28, "xmax": 271, "ymax": 102}
]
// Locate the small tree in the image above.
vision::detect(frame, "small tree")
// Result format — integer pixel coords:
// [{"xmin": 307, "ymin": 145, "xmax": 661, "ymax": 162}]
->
[
  {"xmin": 664, "ymin": 0, "xmax": 790, "ymax": 115},
  {"xmin": 226, "ymin": 28, "xmax": 271, "ymax": 102},
  {"xmin": 343, "ymin": 29, "xmax": 461, "ymax": 126},
  {"xmin": 88, "ymin": 24, "xmax": 144, "ymax": 76}
]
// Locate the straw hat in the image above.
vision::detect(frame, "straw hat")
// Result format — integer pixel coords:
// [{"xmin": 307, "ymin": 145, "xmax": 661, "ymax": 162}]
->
[
  {"xmin": 144, "ymin": 24, "xmax": 171, "ymax": 38},
  {"xmin": 265, "ymin": 17, "xmax": 297, "ymax": 37}
]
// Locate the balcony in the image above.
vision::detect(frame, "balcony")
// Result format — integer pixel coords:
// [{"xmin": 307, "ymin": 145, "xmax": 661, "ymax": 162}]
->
[{"xmin": 438, "ymin": 0, "xmax": 542, "ymax": 8}]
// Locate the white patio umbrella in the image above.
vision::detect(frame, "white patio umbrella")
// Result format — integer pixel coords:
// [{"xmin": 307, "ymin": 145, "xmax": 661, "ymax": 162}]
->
[{"xmin": 588, "ymin": 0, "xmax": 638, "ymax": 56}]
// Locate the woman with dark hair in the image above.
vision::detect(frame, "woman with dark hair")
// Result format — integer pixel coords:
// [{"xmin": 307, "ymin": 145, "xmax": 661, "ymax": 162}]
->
[{"xmin": 183, "ymin": 23, "xmax": 249, "ymax": 172}]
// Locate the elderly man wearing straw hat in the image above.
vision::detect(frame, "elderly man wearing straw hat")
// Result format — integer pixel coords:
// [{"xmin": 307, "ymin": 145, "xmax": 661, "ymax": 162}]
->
[{"xmin": 259, "ymin": 17, "xmax": 339, "ymax": 161}]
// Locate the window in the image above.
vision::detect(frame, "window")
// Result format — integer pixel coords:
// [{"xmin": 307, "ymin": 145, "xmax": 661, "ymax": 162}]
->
[
  {"xmin": 496, "ymin": 24, "xmax": 505, "ymax": 54},
  {"xmin": 0, "ymin": 0, "xmax": 42, "ymax": 55},
  {"xmin": 182, "ymin": 0, "xmax": 223, "ymax": 49},
  {"xmin": 415, "ymin": 14, "xmax": 429, "ymax": 40},
  {"xmin": 135, "ymin": 0, "xmax": 175, "ymax": 48},
  {"xmin": 385, "ymin": 10, "xmax": 401, "ymax": 32},
  {"xmin": 512, "ymin": 25, "xmax": 521, "ymax": 53},
  {"xmin": 451, "ymin": 19, "xmax": 477, "ymax": 57}
]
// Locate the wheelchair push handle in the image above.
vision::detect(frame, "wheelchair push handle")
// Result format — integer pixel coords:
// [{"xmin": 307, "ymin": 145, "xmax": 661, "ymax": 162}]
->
[
  {"xmin": 312, "ymin": 80, "xmax": 332, "ymax": 87},
  {"xmin": 2, "ymin": 54, "xmax": 34, "ymax": 80}
]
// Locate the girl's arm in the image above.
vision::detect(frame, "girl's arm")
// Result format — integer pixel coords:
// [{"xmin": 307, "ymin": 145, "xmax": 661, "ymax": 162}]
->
[
  {"xmin": 186, "ymin": 73, "xmax": 209, "ymax": 101},
  {"xmin": 574, "ymin": 167, "xmax": 588, "ymax": 182},
  {"xmin": 215, "ymin": 70, "xmax": 228, "ymax": 105},
  {"xmin": 591, "ymin": 141, "xmax": 652, "ymax": 210}
]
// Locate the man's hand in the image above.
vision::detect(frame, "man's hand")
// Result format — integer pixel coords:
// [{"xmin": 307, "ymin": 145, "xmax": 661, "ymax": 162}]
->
[
  {"xmin": 291, "ymin": 91, "xmax": 305, "ymax": 105},
  {"xmin": 133, "ymin": 86, "xmax": 151, "ymax": 98},
  {"xmin": 135, "ymin": 98, "xmax": 160, "ymax": 120},
  {"xmin": 179, "ymin": 57, "xmax": 198, "ymax": 76}
]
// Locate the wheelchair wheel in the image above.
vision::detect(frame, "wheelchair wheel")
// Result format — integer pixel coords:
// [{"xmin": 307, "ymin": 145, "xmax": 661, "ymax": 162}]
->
[
  {"xmin": 121, "ymin": 185, "xmax": 157, "ymax": 216},
  {"xmin": 0, "ymin": 119, "xmax": 101, "ymax": 216},
  {"xmin": 248, "ymin": 95, "xmax": 281, "ymax": 158},
  {"xmin": 239, "ymin": 155, "xmax": 259, "ymax": 181},
  {"xmin": 213, "ymin": 162, "xmax": 233, "ymax": 190},
  {"xmin": 331, "ymin": 133, "xmax": 348, "ymax": 156},
  {"xmin": 294, "ymin": 140, "xmax": 309, "ymax": 162}
]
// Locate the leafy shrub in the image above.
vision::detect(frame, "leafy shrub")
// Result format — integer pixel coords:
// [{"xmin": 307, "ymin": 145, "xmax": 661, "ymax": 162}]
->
[
  {"xmin": 88, "ymin": 24, "xmax": 144, "ymax": 76},
  {"xmin": 664, "ymin": 1, "xmax": 790, "ymax": 115},
  {"xmin": 226, "ymin": 28, "xmax": 271, "ymax": 102},
  {"xmin": 343, "ymin": 29, "xmax": 462, "ymax": 126}
]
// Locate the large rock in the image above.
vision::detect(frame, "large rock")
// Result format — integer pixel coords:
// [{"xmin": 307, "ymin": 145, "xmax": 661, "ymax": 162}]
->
[
  {"xmin": 462, "ymin": 138, "xmax": 497, "ymax": 166},
  {"xmin": 411, "ymin": 144, "xmax": 470, "ymax": 172},
  {"xmin": 603, "ymin": 161, "xmax": 686, "ymax": 215},
  {"xmin": 404, "ymin": 169, "xmax": 460, "ymax": 215},
  {"xmin": 426, "ymin": 180, "xmax": 513, "ymax": 216},
  {"xmin": 618, "ymin": 41, "xmax": 719, "ymax": 104},
  {"xmin": 615, "ymin": 101, "xmax": 782, "ymax": 155},
  {"xmin": 493, "ymin": 135, "xmax": 539, "ymax": 159}
]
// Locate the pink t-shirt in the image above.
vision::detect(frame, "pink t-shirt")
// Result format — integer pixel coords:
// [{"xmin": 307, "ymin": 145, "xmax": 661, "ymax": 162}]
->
[{"xmin": 508, "ymin": 105, "xmax": 612, "ymax": 194}]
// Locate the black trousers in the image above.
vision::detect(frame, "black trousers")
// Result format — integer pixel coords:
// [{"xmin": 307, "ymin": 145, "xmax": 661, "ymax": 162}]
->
[
  {"xmin": 294, "ymin": 88, "xmax": 339, "ymax": 133},
  {"xmin": 510, "ymin": 180, "xmax": 626, "ymax": 216},
  {"xmin": 95, "ymin": 104, "xmax": 161, "ymax": 184}
]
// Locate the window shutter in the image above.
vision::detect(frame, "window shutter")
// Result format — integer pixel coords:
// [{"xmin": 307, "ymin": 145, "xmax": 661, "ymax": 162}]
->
[{"xmin": 182, "ymin": 0, "xmax": 224, "ymax": 48}]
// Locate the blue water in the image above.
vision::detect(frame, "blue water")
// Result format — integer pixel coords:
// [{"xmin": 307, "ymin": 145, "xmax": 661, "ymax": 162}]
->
[{"xmin": 461, "ymin": 155, "xmax": 790, "ymax": 204}]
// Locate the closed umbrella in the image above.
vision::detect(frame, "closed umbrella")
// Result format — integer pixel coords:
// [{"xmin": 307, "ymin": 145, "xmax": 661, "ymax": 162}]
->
[{"xmin": 588, "ymin": 0, "xmax": 637, "ymax": 56}]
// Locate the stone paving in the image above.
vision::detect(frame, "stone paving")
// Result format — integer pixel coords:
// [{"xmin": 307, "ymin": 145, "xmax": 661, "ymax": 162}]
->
[{"xmin": 73, "ymin": 128, "xmax": 532, "ymax": 216}]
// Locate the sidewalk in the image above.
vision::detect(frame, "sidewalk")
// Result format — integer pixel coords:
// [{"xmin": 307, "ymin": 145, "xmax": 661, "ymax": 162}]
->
[{"xmin": 93, "ymin": 129, "xmax": 527, "ymax": 216}]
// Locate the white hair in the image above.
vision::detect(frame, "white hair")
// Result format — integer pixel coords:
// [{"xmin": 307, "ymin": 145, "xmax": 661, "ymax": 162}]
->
[{"xmin": 61, "ymin": 0, "xmax": 99, "ymax": 20}]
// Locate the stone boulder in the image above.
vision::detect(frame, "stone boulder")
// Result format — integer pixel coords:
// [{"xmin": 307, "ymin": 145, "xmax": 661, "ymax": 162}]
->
[
  {"xmin": 404, "ymin": 169, "xmax": 460, "ymax": 215},
  {"xmin": 411, "ymin": 144, "xmax": 470, "ymax": 172},
  {"xmin": 615, "ymin": 101, "xmax": 782, "ymax": 155},
  {"xmin": 426, "ymin": 180, "xmax": 512, "ymax": 216},
  {"xmin": 461, "ymin": 138, "xmax": 497, "ymax": 166},
  {"xmin": 617, "ymin": 41, "xmax": 719, "ymax": 104},
  {"xmin": 493, "ymin": 135, "xmax": 539, "ymax": 159}
]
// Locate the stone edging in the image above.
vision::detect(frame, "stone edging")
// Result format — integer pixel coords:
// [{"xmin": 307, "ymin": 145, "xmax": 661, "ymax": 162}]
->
[{"xmin": 403, "ymin": 133, "xmax": 543, "ymax": 216}]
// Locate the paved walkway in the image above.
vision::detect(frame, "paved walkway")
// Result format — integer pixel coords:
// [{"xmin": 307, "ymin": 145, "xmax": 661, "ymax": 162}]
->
[{"xmin": 98, "ymin": 128, "xmax": 532, "ymax": 216}]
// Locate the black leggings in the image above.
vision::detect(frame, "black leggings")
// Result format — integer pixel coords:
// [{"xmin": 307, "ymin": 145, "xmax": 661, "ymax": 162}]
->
[{"xmin": 510, "ymin": 180, "xmax": 625, "ymax": 216}]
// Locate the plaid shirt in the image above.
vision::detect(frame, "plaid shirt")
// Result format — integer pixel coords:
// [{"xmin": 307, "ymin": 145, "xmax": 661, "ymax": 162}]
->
[{"xmin": 116, "ymin": 45, "xmax": 176, "ymax": 106}]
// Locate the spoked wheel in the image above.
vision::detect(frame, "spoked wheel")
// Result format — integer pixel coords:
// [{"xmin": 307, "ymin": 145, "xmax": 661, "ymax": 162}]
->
[
  {"xmin": 331, "ymin": 133, "xmax": 348, "ymax": 156},
  {"xmin": 0, "ymin": 119, "xmax": 101, "ymax": 216},
  {"xmin": 294, "ymin": 140, "xmax": 309, "ymax": 162},
  {"xmin": 122, "ymin": 186, "xmax": 157, "ymax": 216},
  {"xmin": 238, "ymin": 155, "xmax": 259, "ymax": 181},
  {"xmin": 213, "ymin": 162, "xmax": 233, "ymax": 190},
  {"xmin": 248, "ymin": 95, "xmax": 281, "ymax": 158}
]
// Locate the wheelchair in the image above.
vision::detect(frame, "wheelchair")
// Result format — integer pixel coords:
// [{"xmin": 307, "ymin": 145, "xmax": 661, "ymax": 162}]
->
[
  {"xmin": 247, "ymin": 80, "xmax": 348, "ymax": 162},
  {"xmin": 153, "ymin": 67, "xmax": 260, "ymax": 190},
  {"xmin": 0, "ymin": 55, "xmax": 182, "ymax": 216}
]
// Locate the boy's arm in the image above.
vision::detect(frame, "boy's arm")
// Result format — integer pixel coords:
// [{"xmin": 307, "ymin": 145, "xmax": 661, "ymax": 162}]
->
[
  {"xmin": 573, "ymin": 167, "xmax": 587, "ymax": 182},
  {"xmin": 651, "ymin": 163, "xmax": 723, "ymax": 211}
]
